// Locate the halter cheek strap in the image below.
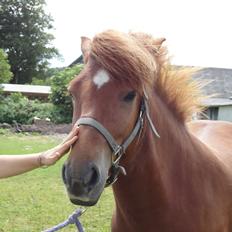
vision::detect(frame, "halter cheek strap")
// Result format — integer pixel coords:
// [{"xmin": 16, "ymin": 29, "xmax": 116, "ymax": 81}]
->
[{"xmin": 76, "ymin": 118, "xmax": 123, "ymax": 155}]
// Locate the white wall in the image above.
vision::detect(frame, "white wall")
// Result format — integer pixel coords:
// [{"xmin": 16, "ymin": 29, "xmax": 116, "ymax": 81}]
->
[{"xmin": 218, "ymin": 106, "xmax": 232, "ymax": 121}]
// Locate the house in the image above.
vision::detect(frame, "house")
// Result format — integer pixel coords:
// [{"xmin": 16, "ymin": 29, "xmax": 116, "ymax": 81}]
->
[
  {"xmin": 194, "ymin": 67, "xmax": 232, "ymax": 121},
  {"xmin": 0, "ymin": 83, "xmax": 51, "ymax": 100},
  {"xmin": 201, "ymin": 98, "xmax": 232, "ymax": 121}
]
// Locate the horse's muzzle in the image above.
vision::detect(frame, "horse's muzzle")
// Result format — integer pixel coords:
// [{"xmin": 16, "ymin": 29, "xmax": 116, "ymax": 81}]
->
[{"xmin": 62, "ymin": 162, "xmax": 103, "ymax": 206}]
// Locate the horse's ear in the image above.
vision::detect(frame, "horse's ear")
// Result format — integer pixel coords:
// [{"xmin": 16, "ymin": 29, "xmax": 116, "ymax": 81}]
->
[
  {"xmin": 153, "ymin": 38, "xmax": 166, "ymax": 49},
  {"xmin": 81, "ymin": 36, "xmax": 91, "ymax": 64}
]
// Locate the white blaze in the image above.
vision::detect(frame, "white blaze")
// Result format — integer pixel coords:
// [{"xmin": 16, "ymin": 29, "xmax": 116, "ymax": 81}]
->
[{"xmin": 93, "ymin": 69, "xmax": 110, "ymax": 89}]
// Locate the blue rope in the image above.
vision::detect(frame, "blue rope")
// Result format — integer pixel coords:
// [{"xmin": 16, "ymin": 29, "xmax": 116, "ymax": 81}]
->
[{"xmin": 42, "ymin": 208, "xmax": 85, "ymax": 232}]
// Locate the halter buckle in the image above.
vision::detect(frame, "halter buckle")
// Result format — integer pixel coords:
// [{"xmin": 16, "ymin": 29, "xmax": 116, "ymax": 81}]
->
[
  {"xmin": 113, "ymin": 146, "xmax": 124, "ymax": 165},
  {"xmin": 105, "ymin": 163, "xmax": 127, "ymax": 187}
]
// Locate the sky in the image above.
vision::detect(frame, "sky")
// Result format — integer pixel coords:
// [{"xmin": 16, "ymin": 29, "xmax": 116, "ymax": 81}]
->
[{"xmin": 46, "ymin": 0, "xmax": 232, "ymax": 69}]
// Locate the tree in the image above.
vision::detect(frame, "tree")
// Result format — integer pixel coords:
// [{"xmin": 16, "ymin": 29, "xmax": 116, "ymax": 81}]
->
[
  {"xmin": 31, "ymin": 66, "xmax": 64, "ymax": 85},
  {"xmin": 0, "ymin": 0, "xmax": 58, "ymax": 84},
  {"xmin": 0, "ymin": 48, "xmax": 12, "ymax": 83}
]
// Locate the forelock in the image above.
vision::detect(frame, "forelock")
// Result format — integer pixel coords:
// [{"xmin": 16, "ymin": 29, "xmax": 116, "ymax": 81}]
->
[{"xmin": 90, "ymin": 30, "xmax": 157, "ymax": 92}]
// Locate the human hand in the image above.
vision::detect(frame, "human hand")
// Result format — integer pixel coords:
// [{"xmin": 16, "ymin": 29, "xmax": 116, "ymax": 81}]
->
[{"xmin": 39, "ymin": 126, "xmax": 79, "ymax": 166}]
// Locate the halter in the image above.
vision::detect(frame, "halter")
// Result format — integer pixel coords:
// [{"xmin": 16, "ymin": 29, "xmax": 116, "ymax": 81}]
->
[{"xmin": 75, "ymin": 96, "xmax": 160, "ymax": 186}]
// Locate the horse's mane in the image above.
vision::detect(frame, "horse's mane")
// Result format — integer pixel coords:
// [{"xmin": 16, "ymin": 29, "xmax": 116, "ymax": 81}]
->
[{"xmin": 91, "ymin": 30, "xmax": 204, "ymax": 122}]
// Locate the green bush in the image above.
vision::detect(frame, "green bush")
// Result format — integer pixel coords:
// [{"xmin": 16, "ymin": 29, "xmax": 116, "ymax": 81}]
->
[
  {"xmin": 50, "ymin": 64, "xmax": 83, "ymax": 123},
  {"xmin": 0, "ymin": 93, "xmax": 54, "ymax": 124}
]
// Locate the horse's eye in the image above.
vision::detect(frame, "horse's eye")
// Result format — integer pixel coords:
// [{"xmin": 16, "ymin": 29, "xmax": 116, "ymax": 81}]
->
[{"xmin": 123, "ymin": 91, "xmax": 136, "ymax": 102}]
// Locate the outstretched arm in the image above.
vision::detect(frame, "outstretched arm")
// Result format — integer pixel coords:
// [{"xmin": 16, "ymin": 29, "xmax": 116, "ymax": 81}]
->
[{"xmin": 0, "ymin": 126, "xmax": 79, "ymax": 179}]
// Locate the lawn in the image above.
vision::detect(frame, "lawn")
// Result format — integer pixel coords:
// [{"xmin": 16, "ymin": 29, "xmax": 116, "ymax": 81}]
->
[{"xmin": 0, "ymin": 131, "xmax": 114, "ymax": 232}]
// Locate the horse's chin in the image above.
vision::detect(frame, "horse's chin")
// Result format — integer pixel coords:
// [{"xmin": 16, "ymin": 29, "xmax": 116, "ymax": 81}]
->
[
  {"xmin": 68, "ymin": 191, "xmax": 102, "ymax": 206},
  {"xmin": 69, "ymin": 197, "xmax": 99, "ymax": 206},
  {"xmin": 66, "ymin": 185, "xmax": 104, "ymax": 206}
]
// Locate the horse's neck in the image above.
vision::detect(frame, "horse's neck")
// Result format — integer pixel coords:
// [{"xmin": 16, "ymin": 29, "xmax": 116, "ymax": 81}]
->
[
  {"xmin": 112, "ymin": 94, "xmax": 224, "ymax": 227},
  {"xmin": 112, "ymin": 95, "xmax": 187, "ymax": 220}
]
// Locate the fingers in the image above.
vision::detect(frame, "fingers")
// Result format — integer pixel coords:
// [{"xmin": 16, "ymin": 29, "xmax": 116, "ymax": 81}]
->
[
  {"xmin": 53, "ymin": 150, "xmax": 62, "ymax": 160},
  {"xmin": 40, "ymin": 132, "xmax": 79, "ymax": 166},
  {"xmin": 62, "ymin": 136, "xmax": 78, "ymax": 152},
  {"xmin": 43, "ymin": 127, "xmax": 79, "ymax": 165},
  {"xmin": 64, "ymin": 126, "xmax": 79, "ymax": 142},
  {"xmin": 56, "ymin": 135, "xmax": 78, "ymax": 158}
]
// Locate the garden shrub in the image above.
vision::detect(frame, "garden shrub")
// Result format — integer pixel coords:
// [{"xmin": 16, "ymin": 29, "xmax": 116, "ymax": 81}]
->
[
  {"xmin": 50, "ymin": 64, "xmax": 83, "ymax": 123},
  {"xmin": 0, "ymin": 93, "xmax": 54, "ymax": 124}
]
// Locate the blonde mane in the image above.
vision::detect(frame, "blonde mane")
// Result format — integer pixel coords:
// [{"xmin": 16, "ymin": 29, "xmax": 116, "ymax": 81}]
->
[{"xmin": 90, "ymin": 30, "xmax": 204, "ymax": 122}]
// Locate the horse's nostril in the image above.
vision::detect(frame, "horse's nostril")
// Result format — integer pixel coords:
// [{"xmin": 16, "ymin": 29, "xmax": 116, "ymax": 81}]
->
[
  {"xmin": 83, "ymin": 165, "xmax": 99, "ymax": 189},
  {"xmin": 62, "ymin": 164, "xmax": 67, "ymax": 184}
]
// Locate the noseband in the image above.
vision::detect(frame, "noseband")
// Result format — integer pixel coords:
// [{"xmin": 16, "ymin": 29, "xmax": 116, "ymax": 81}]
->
[{"xmin": 75, "ymin": 97, "xmax": 160, "ymax": 186}]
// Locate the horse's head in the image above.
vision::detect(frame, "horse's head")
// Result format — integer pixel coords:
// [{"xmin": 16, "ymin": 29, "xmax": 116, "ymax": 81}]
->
[{"xmin": 62, "ymin": 30, "xmax": 165, "ymax": 206}]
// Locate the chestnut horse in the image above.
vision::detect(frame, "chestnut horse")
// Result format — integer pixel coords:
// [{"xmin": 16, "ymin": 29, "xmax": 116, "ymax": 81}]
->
[{"xmin": 62, "ymin": 30, "xmax": 232, "ymax": 232}]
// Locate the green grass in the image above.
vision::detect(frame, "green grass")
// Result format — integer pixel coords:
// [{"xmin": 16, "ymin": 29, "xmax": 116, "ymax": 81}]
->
[{"xmin": 0, "ymin": 133, "xmax": 114, "ymax": 232}]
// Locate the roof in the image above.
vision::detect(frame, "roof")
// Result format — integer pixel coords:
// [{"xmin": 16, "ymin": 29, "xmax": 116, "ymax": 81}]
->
[
  {"xmin": 202, "ymin": 97, "xmax": 232, "ymax": 107},
  {"xmin": 194, "ymin": 67, "xmax": 232, "ymax": 99},
  {"xmin": 0, "ymin": 84, "xmax": 51, "ymax": 97},
  {"xmin": 68, "ymin": 55, "xmax": 83, "ymax": 67}
]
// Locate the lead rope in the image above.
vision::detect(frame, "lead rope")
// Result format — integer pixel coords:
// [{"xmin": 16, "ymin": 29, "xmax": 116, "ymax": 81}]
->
[{"xmin": 42, "ymin": 208, "xmax": 86, "ymax": 232}]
